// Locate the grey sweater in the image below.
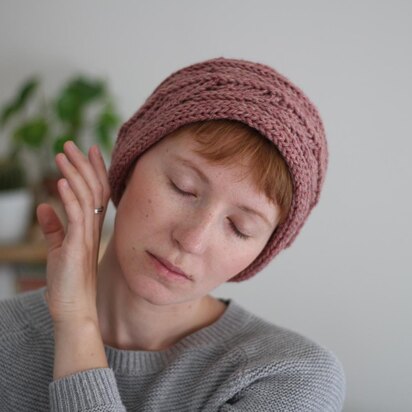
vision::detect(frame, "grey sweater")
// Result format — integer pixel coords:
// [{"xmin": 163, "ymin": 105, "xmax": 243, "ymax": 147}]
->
[{"xmin": 0, "ymin": 287, "xmax": 346, "ymax": 411}]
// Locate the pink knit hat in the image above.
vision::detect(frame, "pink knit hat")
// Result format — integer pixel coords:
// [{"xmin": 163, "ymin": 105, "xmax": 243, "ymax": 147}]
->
[{"xmin": 108, "ymin": 56, "xmax": 328, "ymax": 282}]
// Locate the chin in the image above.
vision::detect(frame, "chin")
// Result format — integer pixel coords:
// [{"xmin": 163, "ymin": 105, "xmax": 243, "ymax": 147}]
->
[{"xmin": 122, "ymin": 269, "xmax": 183, "ymax": 306}]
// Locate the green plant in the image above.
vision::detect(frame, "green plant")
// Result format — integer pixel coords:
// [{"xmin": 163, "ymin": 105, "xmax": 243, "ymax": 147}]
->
[
  {"xmin": 0, "ymin": 156, "xmax": 26, "ymax": 191},
  {"xmin": 0, "ymin": 74, "xmax": 121, "ymax": 191}
]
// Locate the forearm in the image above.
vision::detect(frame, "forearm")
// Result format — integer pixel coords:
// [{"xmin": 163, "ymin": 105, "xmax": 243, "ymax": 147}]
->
[{"xmin": 53, "ymin": 319, "xmax": 109, "ymax": 381}]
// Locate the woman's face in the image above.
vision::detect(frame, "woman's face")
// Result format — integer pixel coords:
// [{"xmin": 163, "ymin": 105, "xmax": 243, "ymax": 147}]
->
[{"xmin": 113, "ymin": 129, "xmax": 280, "ymax": 305}]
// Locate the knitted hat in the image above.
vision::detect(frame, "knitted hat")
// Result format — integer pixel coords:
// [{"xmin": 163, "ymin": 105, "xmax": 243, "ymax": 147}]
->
[{"xmin": 108, "ymin": 56, "xmax": 328, "ymax": 282}]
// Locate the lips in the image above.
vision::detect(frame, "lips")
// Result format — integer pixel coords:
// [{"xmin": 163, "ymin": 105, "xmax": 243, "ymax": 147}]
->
[{"xmin": 149, "ymin": 252, "xmax": 191, "ymax": 279}]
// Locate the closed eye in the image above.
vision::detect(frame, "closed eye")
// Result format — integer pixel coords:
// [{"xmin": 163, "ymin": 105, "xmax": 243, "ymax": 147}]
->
[
  {"xmin": 228, "ymin": 220, "xmax": 249, "ymax": 240},
  {"xmin": 169, "ymin": 180, "xmax": 195, "ymax": 197},
  {"xmin": 168, "ymin": 179, "xmax": 250, "ymax": 240}
]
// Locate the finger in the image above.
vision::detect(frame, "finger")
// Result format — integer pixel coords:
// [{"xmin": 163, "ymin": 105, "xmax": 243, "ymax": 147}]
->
[
  {"xmin": 62, "ymin": 142, "xmax": 108, "ymax": 244},
  {"xmin": 62, "ymin": 141, "xmax": 104, "ymax": 211},
  {"xmin": 56, "ymin": 178, "xmax": 84, "ymax": 245},
  {"xmin": 36, "ymin": 203, "xmax": 65, "ymax": 252},
  {"xmin": 55, "ymin": 152, "xmax": 95, "ymax": 242},
  {"xmin": 88, "ymin": 145, "xmax": 111, "ymax": 207},
  {"xmin": 88, "ymin": 146, "xmax": 111, "ymax": 239}
]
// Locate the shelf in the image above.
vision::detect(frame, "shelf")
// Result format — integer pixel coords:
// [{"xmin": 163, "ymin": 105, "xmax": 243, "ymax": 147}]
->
[
  {"xmin": 0, "ymin": 235, "xmax": 110, "ymax": 264},
  {"xmin": 0, "ymin": 241, "xmax": 48, "ymax": 264}
]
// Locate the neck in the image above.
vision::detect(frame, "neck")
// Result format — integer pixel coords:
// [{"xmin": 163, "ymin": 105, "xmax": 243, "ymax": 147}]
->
[{"xmin": 96, "ymin": 235, "xmax": 226, "ymax": 351}]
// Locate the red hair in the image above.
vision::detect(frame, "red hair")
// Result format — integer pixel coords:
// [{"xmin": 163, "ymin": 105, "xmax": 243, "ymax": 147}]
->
[{"xmin": 168, "ymin": 119, "xmax": 294, "ymax": 227}]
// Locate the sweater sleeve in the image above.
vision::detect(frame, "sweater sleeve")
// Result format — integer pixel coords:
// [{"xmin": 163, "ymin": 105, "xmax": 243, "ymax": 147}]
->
[
  {"xmin": 217, "ymin": 349, "xmax": 346, "ymax": 412},
  {"xmin": 49, "ymin": 368, "xmax": 126, "ymax": 412}
]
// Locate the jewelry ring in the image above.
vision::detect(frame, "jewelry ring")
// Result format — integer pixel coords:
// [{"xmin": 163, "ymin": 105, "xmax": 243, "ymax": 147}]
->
[{"xmin": 94, "ymin": 206, "xmax": 104, "ymax": 214}]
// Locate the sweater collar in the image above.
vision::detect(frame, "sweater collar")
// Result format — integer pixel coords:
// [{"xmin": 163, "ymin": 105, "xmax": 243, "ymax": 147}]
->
[{"xmin": 21, "ymin": 286, "xmax": 252, "ymax": 373}]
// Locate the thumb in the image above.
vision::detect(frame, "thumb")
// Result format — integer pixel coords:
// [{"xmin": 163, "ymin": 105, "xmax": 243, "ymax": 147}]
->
[{"xmin": 36, "ymin": 203, "xmax": 65, "ymax": 252}]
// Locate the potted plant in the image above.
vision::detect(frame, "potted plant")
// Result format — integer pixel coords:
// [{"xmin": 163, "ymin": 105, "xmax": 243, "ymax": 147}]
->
[
  {"xmin": 0, "ymin": 74, "xmax": 122, "ymax": 241},
  {"xmin": 0, "ymin": 155, "xmax": 32, "ymax": 243}
]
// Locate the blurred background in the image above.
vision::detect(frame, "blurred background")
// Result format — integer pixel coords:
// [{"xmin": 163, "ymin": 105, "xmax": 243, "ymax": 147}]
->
[{"xmin": 0, "ymin": 1, "xmax": 411, "ymax": 411}]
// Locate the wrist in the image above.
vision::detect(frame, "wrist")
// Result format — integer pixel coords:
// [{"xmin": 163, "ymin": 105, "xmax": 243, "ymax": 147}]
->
[
  {"xmin": 53, "ymin": 316, "xmax": 100, "ymax": 335},
  {"xmin": 52, "ymin": 317, "xmax": 108, "ymax": 381},
  {"xmin": 52, "ymin": 308, "xmax": 99, "ymax": 328}
]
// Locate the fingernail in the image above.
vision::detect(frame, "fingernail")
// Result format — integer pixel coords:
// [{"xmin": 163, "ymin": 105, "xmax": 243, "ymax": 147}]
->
[
  {"xmin": 95, "ymin": 145, "xmax": 103, "ymax": 158},
  {"xmin": 57, "ymin": 152, "xmax": 66, "ymax": 162},
  {"xmin": 67, "ymin": 140, "xmax": 79, "ymax": 151}
]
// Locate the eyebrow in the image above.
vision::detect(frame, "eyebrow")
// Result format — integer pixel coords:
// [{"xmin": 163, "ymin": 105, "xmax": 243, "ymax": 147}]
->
[{"xmin": 171, "ymin": 155, "xmax": 273, "ymax": 227}]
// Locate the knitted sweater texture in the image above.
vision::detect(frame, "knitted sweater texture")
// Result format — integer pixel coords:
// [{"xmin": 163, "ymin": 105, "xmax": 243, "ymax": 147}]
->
[{"xmin": 0, "ymin": 287, "xmax": 345, "ymax": 411}]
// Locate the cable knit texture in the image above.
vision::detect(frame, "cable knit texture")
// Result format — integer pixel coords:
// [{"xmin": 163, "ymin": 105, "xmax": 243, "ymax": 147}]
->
[
  {"xmin": 108, "ymin": 56, "xmax": 329, "ymax": 281},
  {"xmin": 0, "ymin": 287, "xmax": 345, "ymax": 411}
]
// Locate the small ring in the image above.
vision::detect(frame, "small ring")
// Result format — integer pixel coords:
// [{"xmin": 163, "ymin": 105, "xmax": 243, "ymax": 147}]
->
[{"xmin": 94, "ymin": 206, "xmax": 104, "ymax": 214}]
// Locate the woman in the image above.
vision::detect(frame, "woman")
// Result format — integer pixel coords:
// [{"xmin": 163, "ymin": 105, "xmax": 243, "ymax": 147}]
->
[{"xmin": 0, "ymin": 57, "xmax": 346, "ymax": 411}]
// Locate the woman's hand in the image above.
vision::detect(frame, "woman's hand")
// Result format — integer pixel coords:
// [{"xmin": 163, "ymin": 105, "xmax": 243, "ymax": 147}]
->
[{"xmin": 36, "ymin": 141, "xmax": 111, "ymax": 325}]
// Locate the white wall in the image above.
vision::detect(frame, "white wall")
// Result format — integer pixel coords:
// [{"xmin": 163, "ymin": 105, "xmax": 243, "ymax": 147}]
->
[{"xmin": 1, "ymin": 1, "xmax": 411, "ymax": 410}]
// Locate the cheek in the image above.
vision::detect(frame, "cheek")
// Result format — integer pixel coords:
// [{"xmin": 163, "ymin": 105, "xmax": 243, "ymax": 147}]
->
[
  {"xmin": 201, "ymin": 244, "xmax": 262, "ymax": 287},
  {"xmin": 117, "ymin": 182, "xmax": 157, "ymax": 228},
  {"xmin": 114, "ymin": 176, "xmax": 176, "ymax": 255}
]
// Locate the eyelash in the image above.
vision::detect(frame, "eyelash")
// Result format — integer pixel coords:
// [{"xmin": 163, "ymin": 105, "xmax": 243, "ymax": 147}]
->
[{"xmin": 169, "ymin": 180, "xmax": 250, "ymax": 240}]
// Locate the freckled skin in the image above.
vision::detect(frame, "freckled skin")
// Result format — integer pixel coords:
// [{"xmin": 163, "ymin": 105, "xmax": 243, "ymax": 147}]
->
[
  {"xmin": 95, "ymin": 129, "xmax": 280, "ymax": 350},
  {"xmin": 113, "ymin": 129, "xmax": 279, "ymax": 305}
]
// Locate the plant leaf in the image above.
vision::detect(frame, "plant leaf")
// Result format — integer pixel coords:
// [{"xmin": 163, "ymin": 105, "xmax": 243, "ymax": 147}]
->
[
  {"xmin": 95, "ymin": 104, "xmax": 121, "ymax": 153},
  {"xmin": 0, "ymin": 102, "xmax": 19, "ymax": 129},
  {"xmin": 66, "ymin": 76, "xmax": 105, "ymax": 105},
  {"xmin": 52, "ymin": 134, "xmax": 76, "ymax": 154},
  {"xmin": 16, "ymin": 77, "xmax": 39, "ymax": 107},
  {"xmin": 13, "ymin": 117, "xmax": 48, "ymax": 148},
  {"xmin": 0, "ymin": 77, "xmax": 39, "ymax": 128},
  {"xmin": 55, "ymin": 91, "xmax": 81, "ymax": 123}
]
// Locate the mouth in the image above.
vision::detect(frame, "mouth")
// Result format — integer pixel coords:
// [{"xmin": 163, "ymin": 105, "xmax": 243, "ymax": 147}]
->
[{"xmin": 147, "ymin": 252, "xmax": 192, "ymax": 280}]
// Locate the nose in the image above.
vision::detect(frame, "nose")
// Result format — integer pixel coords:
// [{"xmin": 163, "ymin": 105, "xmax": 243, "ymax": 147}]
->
[{"xmin": 172, "ymin": 207, "xmax": 216, "ymax": 255}]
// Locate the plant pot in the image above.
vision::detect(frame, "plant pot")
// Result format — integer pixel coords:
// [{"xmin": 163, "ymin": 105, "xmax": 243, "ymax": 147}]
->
[
  {"xmin": 0, "ymin": 188, "xmax": 33, "ymax": 244},
  {"xmin": 0, "ymin": 187, "xmax": 33, "ymax": 298}
]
